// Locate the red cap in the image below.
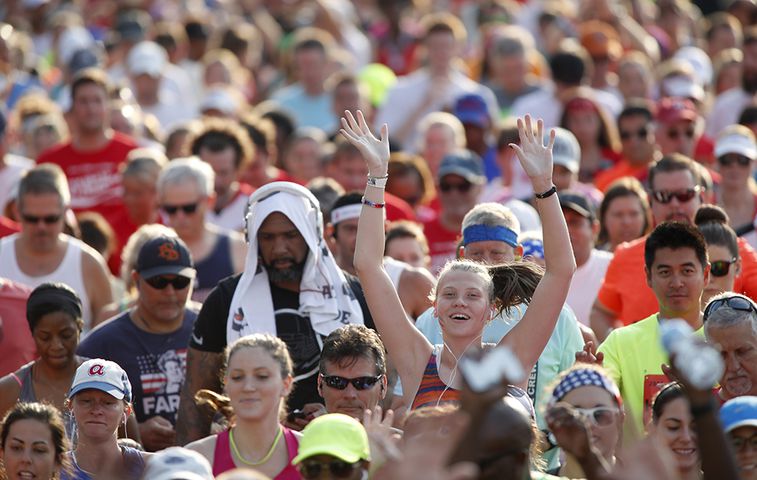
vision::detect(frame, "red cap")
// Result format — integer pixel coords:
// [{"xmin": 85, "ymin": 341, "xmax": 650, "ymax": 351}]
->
[{"xmin": 656, "ymin": 97, "xmax": 698, "ymax": 124}]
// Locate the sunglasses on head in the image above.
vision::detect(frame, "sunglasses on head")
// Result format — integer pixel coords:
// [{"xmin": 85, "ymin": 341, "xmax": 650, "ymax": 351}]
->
[
  {"xmin": 143, "ymin": 275, "xmax": 192, "ymax": 290},
  {"xmin": 704, "ymin": 294, "xmax": 757, "ymax": 323},
  {"xmin": 620, "ymin": 127, "xmax": 649, "ymax": 141},
  {"xmin": 161, "ymin": 202, "xmax": 199, "ymax": 215},
  {"xmin": 319, "ymin": 373, "xmax": 382, "ymax": 390},
  {"xmin": 299, "ymin": 459, "xmax": 361, "ymax": 479},
  {"xmin": 21, "ymin": 213, "xmax": 62, "ymax": 225},
  {"xmin": 439, "ymin": 181, "xmax": 473, "ymax": 193},
  {"xmin": 666, "ymin": 127, "xmax": 695, "ymax": 140},
  {"xmin": 718, "ymin": 154, "xmax": 752, "ymax": 167},
  {"xmin": 651, "ymin": 187, "xmax": 700, "ymax": 204},
  {"xmin": 710, "ymin": 258, "xmax": 737, "ymax": 277},
  {"xmin": 574, "ymin": 407, "xmax": 618, "ymax": 427}
]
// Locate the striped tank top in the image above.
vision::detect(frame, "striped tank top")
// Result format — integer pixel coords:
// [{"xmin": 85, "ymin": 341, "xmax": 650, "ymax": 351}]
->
[{"xmin": 411, "ymin": 344, "xmax": 461, "ymax": 410}]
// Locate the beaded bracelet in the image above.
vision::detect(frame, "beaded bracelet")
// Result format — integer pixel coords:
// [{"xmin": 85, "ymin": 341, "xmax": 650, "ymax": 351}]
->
[{"xmin": 361, "ymin": 196, "xmax": 385, "ymax": 209}]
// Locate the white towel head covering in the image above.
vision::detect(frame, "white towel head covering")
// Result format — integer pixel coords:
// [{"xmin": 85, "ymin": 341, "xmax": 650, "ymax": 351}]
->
[{"xmin": 227, "ymin": 182, "xmax": 364, "ymax": 343}]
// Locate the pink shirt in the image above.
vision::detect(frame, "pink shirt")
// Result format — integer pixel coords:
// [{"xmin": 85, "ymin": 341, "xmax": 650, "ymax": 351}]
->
[{"xmin": 212, "ymin": 426, "xmax": 301, "ymax": 479}]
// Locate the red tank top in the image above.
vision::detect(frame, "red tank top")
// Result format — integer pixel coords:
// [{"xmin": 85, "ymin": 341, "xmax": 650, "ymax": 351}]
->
[{"xmin": 212, "ymin": 426, "xmax": 301, "ymax": 479}]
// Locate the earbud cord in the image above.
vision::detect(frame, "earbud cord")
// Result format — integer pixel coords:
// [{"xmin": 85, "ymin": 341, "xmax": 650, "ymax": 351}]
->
[{"xmin": 436, "ymin": 308, "xmax": 488, "ymax": 406}]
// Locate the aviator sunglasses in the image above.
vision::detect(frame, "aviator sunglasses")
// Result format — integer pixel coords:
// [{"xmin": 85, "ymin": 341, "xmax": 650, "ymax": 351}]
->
[
  {"xmin": 651, "ymin": 187, "xmax": 700, "ymax": 204},
  {"xmin": 704, "ymin": 294, "xmax": 757, "ymax": 323}
]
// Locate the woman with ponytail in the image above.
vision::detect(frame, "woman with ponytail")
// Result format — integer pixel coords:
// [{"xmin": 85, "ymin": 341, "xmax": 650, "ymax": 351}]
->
[
  {"xmin": 187, "ymin": 334, "xmax": 301, "ymax": 479},
  {"xmin": 347, "ymin": 111, "xmax": 575, "ymax": 409}
]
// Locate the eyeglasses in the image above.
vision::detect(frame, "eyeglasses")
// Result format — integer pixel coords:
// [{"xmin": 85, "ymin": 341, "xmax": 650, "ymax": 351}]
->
[
  {"xmin": 620, "ymin": 127, "xmax": 649, "ymax": 141},
  {"xmin": 731, "ymin": 433, "xmax": 757, "ymax": 452},
  {"xmin": 718, "ymin": 154, "xmax": 752, "ymax": 167},
  {"xmin": 574, "ymin": 407, "xmax": 618, "ymax": 427},
  {"xmin": 651, "ymin": 187, "xmax": 700, "ymax": 204},
  {"xmin": 298, "ymin": 459, "xmax": 362, "ymax": 479},
  {"xmin": 143, "ymin": 275, "xmax": 192, "ymax": 290},
  {"xmin": 319, "ymin": 374, "xmax": 383, "ymax": 390},
  {"xmin": 710, "ymin": 258, "xmax": 737, "ymax": 277},
  {"xmin": 666, "ymin": 127, "xmax": 695, "ymax": 140},
  {"xmin": 161, "ymin": 202, "xmax": 199, "ymax": 215},
  {"xmin": 21, "ymin": 213, "xmax": 62, "ymax": 225},
  {"xmin": 439, "ymin": 181, "xmax": 473, "ymax": 194},
  {"xmin": 704, "ymin": 294, "xmax": 757, "ymax": 323}
]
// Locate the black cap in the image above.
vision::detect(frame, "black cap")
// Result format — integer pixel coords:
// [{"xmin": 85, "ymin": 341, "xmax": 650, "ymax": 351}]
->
[
  {"xmin": 559, "ymin": 191, "xmax": 595, "ymax": 220},
  {"xmin": 116, "ymin": 11, "xmax": 150, "ymax": 43},
  {"xmin": 136, "ymin": 235, "xmax": 196, "ymax": 279}
]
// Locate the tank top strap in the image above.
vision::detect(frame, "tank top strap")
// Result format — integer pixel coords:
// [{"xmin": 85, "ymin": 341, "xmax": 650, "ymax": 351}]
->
[
  {"xmin": 15, "ymin": 361, "xmax": 37, "ymax": 403},
  {"xmin": 212, "ymin": 430, "xmax": 236, "ymax": 476},
  {"xmin": 275, "ymin": 426, "xmax": 302, "ymax": 480}
]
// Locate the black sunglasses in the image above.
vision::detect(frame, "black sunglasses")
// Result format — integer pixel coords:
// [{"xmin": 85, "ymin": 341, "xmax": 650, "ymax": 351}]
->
[
  {"xmin": 21, "ymin": 213, "xmax": 62, "ymax": 225},
  {"xmin": 710, "ymin": 258, "xmax": 737, "ymax": 277},
  {"xmin": 439, "ymin": 181, "xmax": 473, "ymax": 193},
  {"xmin": 667, "ymin": 128, "xmax": 695, "ymax": 140},
  {"xmin": 704, "ymin": 295, "xmax": 757, "ymax": 323},
  {"xmin": 620, "ymin": 127, "xmax": 649, "ymax": 141},
  {"xmin": 651, "ymin": 187, "xmax": 700, "ymax": 204},
  {"xmin": 299, "ymin": 459, "xmax": 361, "ymax": 479},
  {"xmin": 161, "ymin": 202, "xmax": 199, "ymax": 215},
  {"xmin": 143, "ymin": 275, "xmax": 192, "ymax": 290},
  {"xmin": 319, "ymin": 374, "xmax": 383, "ymax": 390},
  {"xmin": 718, "ymin": 154, "xmax": 752, "ymax": 167}
]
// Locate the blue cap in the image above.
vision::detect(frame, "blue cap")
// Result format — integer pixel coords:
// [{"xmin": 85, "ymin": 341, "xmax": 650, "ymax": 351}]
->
[
  {"xmin": 453, "ymin": 93, "xmax": 490, "ymax": 128},
  {"xmin": 720, "ymin": 396, "xmax": 757, "ymax": 432}
]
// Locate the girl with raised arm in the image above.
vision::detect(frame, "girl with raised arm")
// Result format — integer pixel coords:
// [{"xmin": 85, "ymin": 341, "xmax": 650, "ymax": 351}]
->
[{"xmin": 345, "ymin": 111, "xmax": 575, "ymax": 409}]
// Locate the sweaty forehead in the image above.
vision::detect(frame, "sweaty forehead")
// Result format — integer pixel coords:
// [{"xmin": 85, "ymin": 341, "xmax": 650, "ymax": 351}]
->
[
  {"xmin": 651, "ymin": 247, "xmax": 700, "ymax": 268},
  {"xmin": 651, "ymin": 169, "xmax": 696, "ymax": 191}
]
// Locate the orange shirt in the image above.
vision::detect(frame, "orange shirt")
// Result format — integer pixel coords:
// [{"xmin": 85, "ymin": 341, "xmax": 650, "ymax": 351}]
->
[
  {"xmin": 594, "ymin": 161, "xmax": 649, "ymax": 192},
  {"xmin": 597, "ymin": 236, "xmax": 757, "ymax": 325}
]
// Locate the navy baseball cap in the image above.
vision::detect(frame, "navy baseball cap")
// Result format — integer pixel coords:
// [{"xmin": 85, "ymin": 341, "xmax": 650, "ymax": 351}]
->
[
  {"xmin": 453, "ymin": 93, "xmax": 490, "ymax": 128},
  {"xmin": 438, "ymin": 150, "xmax": 486, "ymax": 184},
  {"xmin": 136, "ymin": 235, "xmax": 196, "ymax": 279}
]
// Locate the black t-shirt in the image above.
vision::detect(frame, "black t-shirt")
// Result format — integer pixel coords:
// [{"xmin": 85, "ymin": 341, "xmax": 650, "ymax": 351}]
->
[{"xmin": 190, "ymin": 272, "xmax": 374, "ymax": 409}]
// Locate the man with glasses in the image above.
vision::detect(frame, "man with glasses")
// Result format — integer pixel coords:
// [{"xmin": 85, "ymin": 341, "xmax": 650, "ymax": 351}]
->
[
  {"xmin": 423, "ymin": 150, "xmax": 486, "ymax": 272},
  {"xmin": 654, "ymin": 97, "xmax": 702, "ymax": 160},
  {"xmin": 704, "ymin": 293, "xmax": 757, "ymax": 402},
  {"xmin": 591, "ymin": 154, "xmax": 757, "ymax": 340},
  {"xmin": 594, "ymin": 101, "xmax": 661, "ymax": 192},
  {"xmin": 156, "ymin": 156, "xmax": 246, "ymax": 302},
  {"xmin": 719, "ymin": 396, "xmax": 757, "ymax": 480},
  {"xmin": 77, "ymin": 234, "xmax": 198, "ymax": 452},
  {"xmin": 0, "ymin": 164, "xmax": 112, "ymax": 331},
  {"xmin": 598, "ymin": 222, "xmax": 710, "ymax": 438}
]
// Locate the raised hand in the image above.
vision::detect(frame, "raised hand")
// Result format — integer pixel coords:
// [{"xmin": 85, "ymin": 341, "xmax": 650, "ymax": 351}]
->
[
  {"xmin": 545, "ymin": 403, "xmax": 595, "ymax": 463},
  {"xmin": 575, "ymin": 341, "xmax": 605, "ymax": 365},
  {"xmin": 340, "ymin": 110, "xmax": 390, "ymax": 176},
  {"xmin": 509, "ymin": 115, "xmax": 555, "ymax": 185}
]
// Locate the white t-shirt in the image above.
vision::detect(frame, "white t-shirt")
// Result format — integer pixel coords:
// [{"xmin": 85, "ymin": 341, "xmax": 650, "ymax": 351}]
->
[
  {"xmin": 706, "ymin": 87, "xmax": 755, "ymax": 138},
  {"xmin": 511, "ymin": 86, "xmax": 622, "ymax": 129},
  {"xmin": 566, "ymin": 248, "xmax": 613, "ymax": 326},
  {"xmin": 0, "ymin": 154, "xmax": 33, "ymax": 213}
]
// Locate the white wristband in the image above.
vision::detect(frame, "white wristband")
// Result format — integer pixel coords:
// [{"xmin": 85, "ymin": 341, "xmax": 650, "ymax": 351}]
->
[{"xmin": 367, "ymin": 176, "xmax": 388, "ymax": 188}]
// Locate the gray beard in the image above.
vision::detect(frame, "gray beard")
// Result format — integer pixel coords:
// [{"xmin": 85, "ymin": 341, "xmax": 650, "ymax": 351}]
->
[{"xmin": 262, "ymin": 258, "xmax": 306, "ymax": 284}]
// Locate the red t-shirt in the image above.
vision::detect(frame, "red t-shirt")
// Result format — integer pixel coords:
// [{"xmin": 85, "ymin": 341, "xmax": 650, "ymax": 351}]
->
[
  {"xmin": 0, "ymin": 279, "xmax": 34, "ymax": 377},
  {"xmin": 423, "ymin": 215, "xmax": 460, "ymax": 274},
  {"xmin": 597, "ymin": 235, "xmax": 757, "ymax": 325},
  {"xmin": 37, "ymin": 133, "xmax": 138, "ymax": 274}
]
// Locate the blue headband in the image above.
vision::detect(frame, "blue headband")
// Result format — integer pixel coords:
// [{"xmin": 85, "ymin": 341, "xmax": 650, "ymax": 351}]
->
[
  {"xmin": 521, "ymin": 238, "xmax": 544, "ymax": 259},
  {"xmin": 462, "ymin": 224, "xmax": 519, "ymax": 248}
]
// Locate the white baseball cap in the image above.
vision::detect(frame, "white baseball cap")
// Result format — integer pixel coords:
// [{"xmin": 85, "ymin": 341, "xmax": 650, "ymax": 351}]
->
[
  {"xmin": 548, "ymin": 127, "xmax": 581, "ymax": 174},
  {"xmin": 143, "ymin": 447, "xmax": 214, "ymax": 480},
  {"xmin": 127, "ymin": 41, "xmax": 167, "ymax": 78},
  {"xmin": 68, "ymin": 359, "xmax": 132, "ymax": 402},
  {"xmin": 715, "ymin": 126, "xmax": 757, "ymax": 160}
]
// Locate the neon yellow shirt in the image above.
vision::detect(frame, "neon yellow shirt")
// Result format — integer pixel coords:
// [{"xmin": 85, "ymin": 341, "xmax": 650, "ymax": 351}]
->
[{"xmin": 598, "ymin": 314, "xmax": 704, "ymax": 439}]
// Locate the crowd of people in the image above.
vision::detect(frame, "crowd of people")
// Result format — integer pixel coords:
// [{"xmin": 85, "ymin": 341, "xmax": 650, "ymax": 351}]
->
[{"xmin": 1, "ymin": 0, "xmax": 757, "ymax": 479}]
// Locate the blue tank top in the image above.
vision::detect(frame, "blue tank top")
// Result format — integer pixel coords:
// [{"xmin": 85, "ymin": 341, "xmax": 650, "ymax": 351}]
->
[
  {"xmin": 193, "ymin": 232, "xmax": 234, "ymax": 302},
  {"xmin": 61, "ymin": 446, "xmax": 145, "ymax": 480}
]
